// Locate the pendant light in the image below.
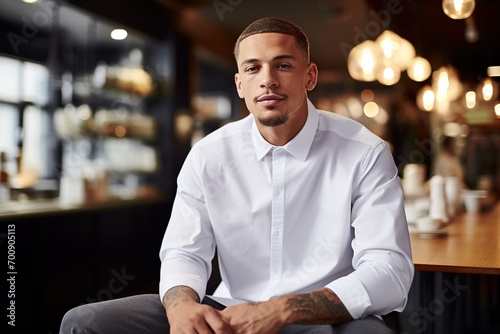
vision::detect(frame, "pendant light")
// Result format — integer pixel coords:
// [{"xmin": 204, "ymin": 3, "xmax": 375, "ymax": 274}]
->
[
  {"xmin": 346, "ymin": 0, "xmax": 419, "ymax": 86},
  {"xmin": 377, "ymin": 30, "xmax": 400, "ymax": 58},
  {"xmin": 407, "ymin": 56, "xmax": 432, "ymax": 82},
  {"xmin": 442, "ymin": 0, "xmax": 475, "ymax": 20},
  {"xmin": 477, "ymin": 78, "xmax": 498, "ymax": 102},
  {"xmin": 347, "ymin": 40, "xmax": 379, "ymax": 82},
  {"xmin": 376, "ymin": 61, "xmax": 401, "ymax": 86},
  {"xmin": 375, "ymin": 30, "xmax": 415, "ymax": 71},
  {"xmin": 495, "ymin": 103, "xmax": 500, "ymax": 118},
  {"xmin": 465, "ymin": 91, "xmax": 476, "ymax": 109},
  {"xmin": 416, "ymin": 85, "xmax": 435, "ymax": 112},
  {"xmin": 432, "ymin": 66, "xmax": 463, "ymax": 102}
]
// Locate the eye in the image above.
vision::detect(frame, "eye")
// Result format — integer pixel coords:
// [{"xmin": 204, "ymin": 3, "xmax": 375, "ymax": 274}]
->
[
  {"xmin": 277, "ymin": 63, "xmax": 292, "ymax": 69},
  {"xmin": 245, "ymin": 66, "xmax": 259, "ymax": 73}
]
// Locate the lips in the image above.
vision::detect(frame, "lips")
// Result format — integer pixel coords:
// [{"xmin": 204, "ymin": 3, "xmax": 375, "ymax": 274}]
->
[{"xmin": 256, "ymin": 94, "xmax": 285, "ymax": 107}]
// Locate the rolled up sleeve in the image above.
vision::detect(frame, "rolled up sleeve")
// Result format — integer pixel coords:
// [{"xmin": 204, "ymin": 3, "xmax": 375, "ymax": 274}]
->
[
  {"xmin": 159, "ymin": 148, "xmax": 216, "ymax": 303},
  {"xmin": 327, "ymin": 141, "xmax": 414, "ymax": 318}
]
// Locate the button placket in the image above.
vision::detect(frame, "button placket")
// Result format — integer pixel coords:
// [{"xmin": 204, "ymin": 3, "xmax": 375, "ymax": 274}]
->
[{"xmin": 262, "ymin": 148, "xmax": 286, "ymax": 299}]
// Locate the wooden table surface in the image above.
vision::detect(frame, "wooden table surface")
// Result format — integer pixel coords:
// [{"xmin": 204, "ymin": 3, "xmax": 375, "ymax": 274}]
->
[{"xmin": 410, "ymin": 202, "xmax": 500, "ymax": 275}]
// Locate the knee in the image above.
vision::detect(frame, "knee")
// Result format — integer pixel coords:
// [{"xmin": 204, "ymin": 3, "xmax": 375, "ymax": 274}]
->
[{"xmin": 59, "ymin": 304, "xmax": 96, "ymax": 334}]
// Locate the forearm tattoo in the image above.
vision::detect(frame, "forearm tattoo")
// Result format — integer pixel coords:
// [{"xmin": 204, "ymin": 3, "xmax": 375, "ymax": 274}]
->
[
  {"xmin": 285, "ymin": 288, "xmax": 353, "ymax": 325},
  {"xmin": 163, "ymin": 286, "xmax": 200, "ymax": 310}
]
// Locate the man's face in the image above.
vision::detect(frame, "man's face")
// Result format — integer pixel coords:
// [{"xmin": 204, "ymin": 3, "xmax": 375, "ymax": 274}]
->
[{"xmin": 235, "ymin": 33, "xmax": 317, "ymax": 129}]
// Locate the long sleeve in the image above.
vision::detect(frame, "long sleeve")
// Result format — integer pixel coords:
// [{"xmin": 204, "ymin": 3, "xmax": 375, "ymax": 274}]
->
[
  {"xmin": 326, "ymin": 141, "xmax": 414, "ymax": 318},
  {"xmin": 159, "ymin": 147, "xmax": 216, "ymax": 302}
]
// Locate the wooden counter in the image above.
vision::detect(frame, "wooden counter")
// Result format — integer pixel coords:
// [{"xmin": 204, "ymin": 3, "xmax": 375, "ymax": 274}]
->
[
  {"xmin": 0, "ymin": 188, "xmax": 167, "ymax": 221},
  {"xmin": 410, "ymin": 203, "xmax": 500, "ymax": 275}
]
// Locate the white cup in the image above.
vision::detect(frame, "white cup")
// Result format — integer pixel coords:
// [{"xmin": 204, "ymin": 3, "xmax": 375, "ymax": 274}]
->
[
  {"xmin": 462, "ymin": 193, "xmax": 479, "ymax": 213},
  {"xmin": 416, "ymin": 216, "xmax": 442, "ymax": 232},
  {"xmin": 462, "ymin": 190, "xmax": 487, "ymax": 214}
]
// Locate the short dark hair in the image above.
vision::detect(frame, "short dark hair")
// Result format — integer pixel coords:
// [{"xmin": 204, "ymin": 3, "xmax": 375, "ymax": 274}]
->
[{"xmin": 234, "ymin": 17, "xmax": 310, "ymax": 63}]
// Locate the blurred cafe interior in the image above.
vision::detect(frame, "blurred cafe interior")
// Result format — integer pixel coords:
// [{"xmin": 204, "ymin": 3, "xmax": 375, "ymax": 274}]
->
[{"xmin": 0, "ymin": 0, "xmax": 499, "ymax": 332}]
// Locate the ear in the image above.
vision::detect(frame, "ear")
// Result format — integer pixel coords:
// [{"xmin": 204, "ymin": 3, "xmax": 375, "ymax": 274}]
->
[
  {"xmin": 306, "ymin": 62, "xmax": 318, "ymax": 91},
  {"xmin": 235, "ymin": 73, "xmax": 244, "ymax": 99}
]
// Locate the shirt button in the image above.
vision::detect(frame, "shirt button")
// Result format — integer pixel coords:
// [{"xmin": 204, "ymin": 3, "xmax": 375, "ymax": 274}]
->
[{"xmin": 273, "ymin": 189, "xmax": 280, "ymax": 196}]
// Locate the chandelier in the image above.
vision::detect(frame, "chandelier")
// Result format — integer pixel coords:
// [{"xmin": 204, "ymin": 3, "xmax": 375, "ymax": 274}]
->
[{"xmin": 347, "ymin": 30, "xmax": 431, "ymax": 86}]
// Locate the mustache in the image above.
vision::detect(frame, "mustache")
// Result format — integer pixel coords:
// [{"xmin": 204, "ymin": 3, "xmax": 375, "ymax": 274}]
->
[{"xmin": 254, "ymin": 92, "xmax": 287, "ymax": 102}]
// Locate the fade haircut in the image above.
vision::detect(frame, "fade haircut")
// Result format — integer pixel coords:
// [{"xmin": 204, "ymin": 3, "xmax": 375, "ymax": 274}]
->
[{"xmin": 234, "ymin": 17, "xmax": 310, "ymax": 63}]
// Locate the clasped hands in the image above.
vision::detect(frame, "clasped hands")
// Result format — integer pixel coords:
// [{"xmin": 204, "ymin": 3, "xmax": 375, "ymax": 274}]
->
[{"xmin": 167, "ymin": 298, "xmax": 286, "ymax": 334}]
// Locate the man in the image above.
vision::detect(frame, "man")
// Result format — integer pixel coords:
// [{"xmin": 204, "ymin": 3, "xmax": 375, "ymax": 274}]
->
[{"xmin": 61, "ymin": 17, "xmax": 414, "ymax": 334}]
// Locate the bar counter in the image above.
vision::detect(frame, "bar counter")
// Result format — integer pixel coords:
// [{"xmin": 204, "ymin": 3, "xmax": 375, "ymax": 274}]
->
[
  {"xmin": 409, "ymin": 201, "xmax": 500, "ymax": 275},
  {"xmin": 0, "ymin": 187, "xmax": 167, "ymax": 221},
  {"xmin": 397, "ymin": 202, "xmax": 500, "ymax": 333}
]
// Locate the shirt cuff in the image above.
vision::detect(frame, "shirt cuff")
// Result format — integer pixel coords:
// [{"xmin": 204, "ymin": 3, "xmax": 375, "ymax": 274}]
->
[
  {"xmin": 159, "ymin": 273, "xmax": 207, "ymax": 304},
  {"xmin": 326, "ymin": 277, "xmax": 371, "ymax": 319}
]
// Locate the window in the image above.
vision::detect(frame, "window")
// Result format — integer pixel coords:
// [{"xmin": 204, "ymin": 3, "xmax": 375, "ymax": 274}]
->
[
  {"xmin": 0, "ymin": 57, "xmax": 20, "ymax": 102},
  {"xmin": 0, "ymin": 104, "xmax": 18, "ymax": 178},
  {"xmin": 0, "ymin": 55, "xmax": 50, "ymax": 185}
]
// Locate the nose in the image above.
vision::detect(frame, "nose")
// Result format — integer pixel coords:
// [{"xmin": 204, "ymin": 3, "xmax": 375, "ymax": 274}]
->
[{"xmin": 260, "ymin": 66, "xmax": 279, "ymax": 89}]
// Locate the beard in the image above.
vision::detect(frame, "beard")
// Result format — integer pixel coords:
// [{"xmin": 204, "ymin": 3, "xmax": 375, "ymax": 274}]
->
[
  {"xmin": 256, "ymin": 113, "xmax": 289, "ymax": 127},
  {"xmin": 253, "ymin": 92, "xmax": 289, "ymax": 127}
]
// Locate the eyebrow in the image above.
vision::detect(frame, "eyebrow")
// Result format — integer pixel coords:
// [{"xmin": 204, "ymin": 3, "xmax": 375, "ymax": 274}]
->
[{"xmin": 239, "ymin": 54, "xmax": 297, "ymax": 68}]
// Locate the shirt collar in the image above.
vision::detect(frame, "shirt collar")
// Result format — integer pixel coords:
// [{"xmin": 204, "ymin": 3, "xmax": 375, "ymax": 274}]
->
[{"xmin": 251, "ymin": 99, "xmax": 319, "ymax": 161}]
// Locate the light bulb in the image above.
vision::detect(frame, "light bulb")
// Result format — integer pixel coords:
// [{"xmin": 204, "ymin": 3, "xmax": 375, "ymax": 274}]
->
[
  {"xmin": 477, "ymin": 78, "xmax": 499, "ymax": 101},
  {"xmin": 377, "ymin": 30, "xmax": 400, "ymax": 59},
  {"xmin": 432, "ymin": 65, "xmax": 463, "ymax": 102},
  {"xmin": 347, "ymin": 40, "xmax": 380, "ymax": 82},
  {"xmin": 416, "ymin": 85, "xmax": 435, "ymax": 111},
  {"xmin": 375, "ymin": 30, "xmax": 415, "ymax": 71},
  {"xmin": 465, "ymin": 91, "xmax": 476, "ymax": 109},
  {"xmin": 483, "ymin": 82, "xmax": 493, "ymax": 101},
  {"xmin": 442, "ymin": 0, "xmax": 475, "ymax": 20},
  {"xmin": 495, "ymin": 103, "xmax": 500, "ymax": 118},
  {"xmin": 433, "ymin": 68, "xmax": 450, "ymax": 102},
  {"xmin": 376, "ymin": 62, "xmax": 401, "ymax": 86},
  {"xmin": 363, "ymin": 102, "xmax": 379, "ymax": 118},
  {"xmin": 407, "ymin": 56, "xmax": 432, "ymax": 82},
  {"xmin": 111, "ymin": 29, "xmax": 128, "ymax": 40}
]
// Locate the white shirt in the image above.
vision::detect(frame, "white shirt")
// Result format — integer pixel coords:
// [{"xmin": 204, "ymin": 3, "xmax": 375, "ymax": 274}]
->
[{"xmin": 159, "ymin": 100, "xmax": 414, "ymax": 319}]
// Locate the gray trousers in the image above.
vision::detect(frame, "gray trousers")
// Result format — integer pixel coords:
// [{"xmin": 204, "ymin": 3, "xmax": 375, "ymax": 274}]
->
[{"xmin": 59, "ymin": 294, "xmax": 394, "ymax": 334}]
